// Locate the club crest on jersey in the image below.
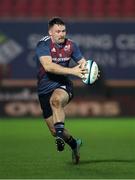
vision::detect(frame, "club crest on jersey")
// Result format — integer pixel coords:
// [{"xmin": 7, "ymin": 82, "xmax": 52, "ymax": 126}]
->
[{"xmin": 64, "ymin": 45, "xmax": 70, "ymax": 51}]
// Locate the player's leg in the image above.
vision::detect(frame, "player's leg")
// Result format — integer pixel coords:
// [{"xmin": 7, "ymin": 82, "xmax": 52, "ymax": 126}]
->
[
  {"xmin": 50, "ymin": 88, "xmax": 68, "ymax": 124},
  {"xmin": 45, "ymin": 115, "xmax": 82, "ymax": 164},
  {"xmin": 50, "ymin": 88, "xmax": 81, "ymax": 157},
  {"xmin": 49, "ymin": 88, "xmax": 69, "ymax": 151},
  {"xmin": 38, "ymin": 91, "xmax": 73, "ymax": 151},
  {"xmin": 38, "ymin": 90, "xmax": 82, "ymax": 163},
  {"xmin": 45, "ymin": 115, "xmax": 70, "ymax": 138},
  {"xmin": 45, "ymin": 114, "xmax": 75, "ymax": 151},
  {"xmin": 45, "ymin": 115, "xmax": 79, "ymax": 151},
  {"xmin": 45, "ymin": 115, "xmax": 75, "ymax": 140},
  {"xmin": 45, "ymin": 116, "xmax": 56, "ymax": 136}
]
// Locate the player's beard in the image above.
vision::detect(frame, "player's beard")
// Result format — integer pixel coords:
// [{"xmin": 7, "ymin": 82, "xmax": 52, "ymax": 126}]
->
[{"xmin": 57, "ymin": 37, "xmax": 65, "ymax": 44}]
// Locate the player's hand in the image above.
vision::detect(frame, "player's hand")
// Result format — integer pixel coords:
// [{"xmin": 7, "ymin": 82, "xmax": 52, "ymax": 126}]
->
[
  {"xmin": 78, "ymin": 59, "xmax": 87, "ymax": 70},
  {"xmin": 72, "ymin": 64, "xmax": 88, "ymax": 79}
]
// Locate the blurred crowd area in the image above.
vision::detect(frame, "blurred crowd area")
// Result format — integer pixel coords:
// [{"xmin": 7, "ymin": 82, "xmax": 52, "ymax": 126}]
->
[
  {"xmin": 0, "ymin": 0, "xmax": 135, "ymax": 117},
  {"xmin": 0, "ymin": 0, "xmax": 135, "ymax": 19}
]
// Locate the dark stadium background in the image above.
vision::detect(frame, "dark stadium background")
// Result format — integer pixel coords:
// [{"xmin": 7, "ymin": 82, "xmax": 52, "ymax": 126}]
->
[{"xmin": 0, "ymin": 0, "xmax": 135, "ymax": 179}]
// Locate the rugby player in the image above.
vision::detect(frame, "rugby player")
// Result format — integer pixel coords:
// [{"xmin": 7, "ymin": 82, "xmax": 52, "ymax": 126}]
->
[{"xmin": 35, "ymin": 17, "xmax": 87, "ymax": 164}]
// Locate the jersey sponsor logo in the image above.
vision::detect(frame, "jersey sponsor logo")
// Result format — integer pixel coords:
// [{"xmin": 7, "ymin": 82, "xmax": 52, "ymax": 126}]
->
[{"xmin": 52, "ymin": 57, "xmax": 70, "ymax": 62}]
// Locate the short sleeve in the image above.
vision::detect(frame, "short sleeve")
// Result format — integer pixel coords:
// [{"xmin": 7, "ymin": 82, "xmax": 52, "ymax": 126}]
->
[
  {"xmin": 36, "ymin": 41, "xmax": 50, "ymax": 58},
  {"xmin": 71, "ymin": 42, "xmax": 83, "ymax": 62}
]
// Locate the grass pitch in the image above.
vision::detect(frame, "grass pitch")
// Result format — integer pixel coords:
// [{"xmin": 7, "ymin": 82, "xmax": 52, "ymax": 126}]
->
[{"xmin": 0, "ymin": 118, "xmax": 135, "ymax": 179}]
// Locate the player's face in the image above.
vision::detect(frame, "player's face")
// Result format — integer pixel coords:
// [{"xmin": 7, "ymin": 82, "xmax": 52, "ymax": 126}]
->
[{"xmin": 49, "ymin": 24, "xmax": 66, "ymax": 44}]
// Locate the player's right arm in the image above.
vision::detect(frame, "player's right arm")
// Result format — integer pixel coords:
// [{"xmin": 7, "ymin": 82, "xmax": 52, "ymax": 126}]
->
[
  {"xmin": 36, "ymin": 40, "xmax": 86, "ymax": 78},
  {"xmin": 39, "ymin": 56, "xmax": 86, "ymax": 78}
]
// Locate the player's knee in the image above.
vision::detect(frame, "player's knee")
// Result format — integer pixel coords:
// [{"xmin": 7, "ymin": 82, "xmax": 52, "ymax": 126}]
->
[{"xmin": 50, "ymin": 95, "xmax": 62, "ymax": 108}]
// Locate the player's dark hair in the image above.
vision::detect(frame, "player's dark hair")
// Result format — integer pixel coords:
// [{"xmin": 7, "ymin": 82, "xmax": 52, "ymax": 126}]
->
[{"xmin": 48, "ymin": 17, "xmax": 65, "ymax": 30}]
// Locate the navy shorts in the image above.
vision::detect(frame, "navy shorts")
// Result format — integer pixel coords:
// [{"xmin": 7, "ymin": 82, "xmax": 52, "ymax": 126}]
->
[{"xmin": 38, "ymin": 84, "xmax": 73, "ymax": 119}]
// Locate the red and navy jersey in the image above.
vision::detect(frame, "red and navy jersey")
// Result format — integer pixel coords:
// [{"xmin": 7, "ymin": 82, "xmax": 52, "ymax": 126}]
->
[{"xmin": 35, "ymin": 36, "xmax": 83, "ymax": 95}]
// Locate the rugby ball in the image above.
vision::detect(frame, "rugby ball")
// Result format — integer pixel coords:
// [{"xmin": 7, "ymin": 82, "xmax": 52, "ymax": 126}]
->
[{"xmin": 82, "ymin": 60, "xmax": 99, "ymax": 84}]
